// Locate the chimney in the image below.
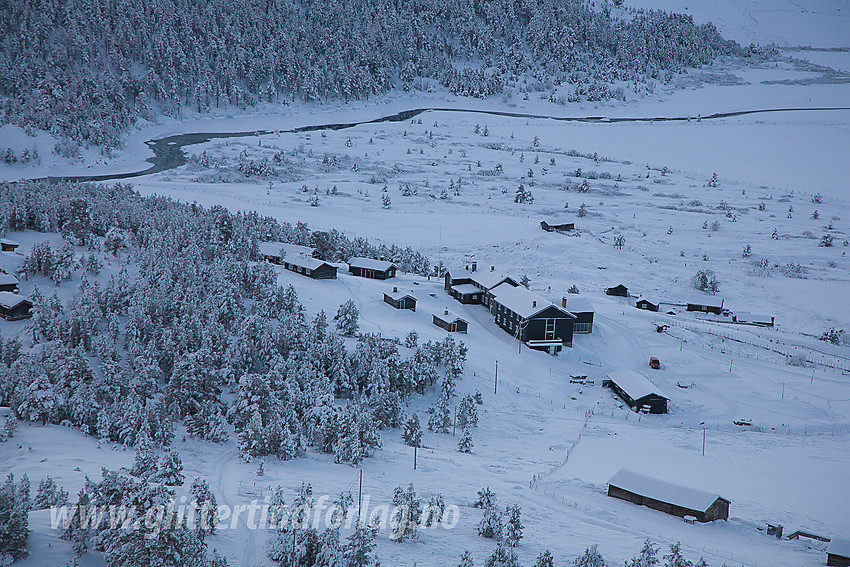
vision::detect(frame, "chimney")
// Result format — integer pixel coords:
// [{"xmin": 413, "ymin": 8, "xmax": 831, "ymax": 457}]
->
[
  {"xmin": 393, "ymin": 286, "xmax": 398, "ymax": 293},
  {"xmin": 471, "ymin": 261, "xmax": 477, "ymax": 272},
  {"xmin": 444, "ymin": 308, "xmax": 449, "ymax": 315},
  {"xmin": 562, "ymin": 297, "xmax": 567, "ymax": 308},
  {"xmin": 490, "ymin": 266, "xmax": 495, "ymax": 272},
  {"xmin": 532, "ymin": 300, "xmax": 537, "ymax": 308}
]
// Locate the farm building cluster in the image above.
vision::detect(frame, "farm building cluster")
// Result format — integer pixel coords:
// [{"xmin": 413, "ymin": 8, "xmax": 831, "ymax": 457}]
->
[
  {"xmin": 607, "ymin": 283, "xmax": 775, "ymax": 328},
  {"xmin": 0, "ymin": 239, "xmax": 32, "ymax": 321},
  {"xmin": 444, "ymin": 263, "xmax": 594, "ymax": 354}
]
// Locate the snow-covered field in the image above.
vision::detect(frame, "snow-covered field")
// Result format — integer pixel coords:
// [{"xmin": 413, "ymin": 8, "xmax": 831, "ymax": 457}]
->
[{"xmin": 2, "ymin": 1, "xmax": 849, "ymax": 566}]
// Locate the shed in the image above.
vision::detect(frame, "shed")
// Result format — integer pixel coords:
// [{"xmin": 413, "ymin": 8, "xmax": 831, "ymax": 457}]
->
[
  {"xmin": 259, "ymin": 241, "xmax": 321, "ymax": 264},
  {"xmin": 0, "ymin": 239, "xmax": 20, "ymax": 253},
  {"xmin": 635, "ymin": 297, "xmax": 660, "ymax": 312},
  {"xmin": 540, "ymin": 219, "xmax": 575, "ymax": 232},
  {"xmin": 606, "ymin": 284, "xmax": 629, "ymax": 297},
  {"xmin": 686, "ymin": 295, "xmax": 724, "ymax": 315},
  {"xmin": 732, "ymin": 312, "xmax": 775, "ymax": 327},
  {"xmin": 561, "ymin": 296, "xmax": 594, "ymax": 333},
  {"xmin": 828, "ymin": 538, "xmax": 850, "ymax": 567},
  {"xmin": 0, "ymin": 273, "xmax": 19, "ymax": 293},
  {"xmin": 348, "ymin": 257, "xmax": 396, "ymax": 280},
  {"xmin": 607, "ymin": 468, "xmax": 730, "ymax": 522},
  {"xmin": 282, "ymin": 256, "xmax": 337, "ymax": 279},
  {"xmin": 383, "ymin": 287, "xmax": 416, "ymax": 311},
  {"xmin": 603, "ymin": 369, "xmax": 668, "ymax": 414},
  {"xmin": 432, "ymin": 309, "xmax": 468, "ymax": 333},
  {"xmin": 0, "ymin": 292, "xmax": 33, "ymax": 321}
]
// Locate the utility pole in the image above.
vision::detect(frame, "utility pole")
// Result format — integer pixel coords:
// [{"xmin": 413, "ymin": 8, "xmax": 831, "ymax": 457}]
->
[
  {"xmin": 811, "ymin": 368, "xmax": 815, "ymax": 384},
  {"xmin": 413, "ymin": 446, "xmax": 417, "ymax": 470},
  {"xmin": 452, "ymin": 406, "xmax": 457, "ymax": 436},
  {"xmin": 494, "ymin": 360, "xmax": 498, "ymax": 395},
  {"xmin": 729, "ymin": 358, "xmax": 733, "ymax": 373},
  {"xmin": 782, "ymin": 382, "xmax": 786, "ymax": 399},
  {"xmin": 357, "ymin": 469, "xmax": 363, "ymax": 523},
  {"xmin": 702, "ymin": 428, "xmax": 706, "ymax": 456}
]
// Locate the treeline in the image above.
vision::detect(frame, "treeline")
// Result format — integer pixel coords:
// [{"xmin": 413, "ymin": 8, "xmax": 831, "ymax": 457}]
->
[
  {"xmin": 0, "ymin": 180, "xmax": 452, "ymax": 464},
  {"xmin": 0, "ymin": 0, "xmax": 743, "ymax": 149}
]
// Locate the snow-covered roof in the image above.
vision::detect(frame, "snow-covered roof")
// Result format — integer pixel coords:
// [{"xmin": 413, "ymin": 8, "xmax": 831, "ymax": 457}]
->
[
  {"xmin": 542, "ymin": 218, "xmax": 575, "ymax": 226},
  {"xmin": 828, "ymin": 538, "xmax": 850, "ymax": 558},
  {"xmin": 470, "ymin": 270, "xmax": 515, "ymax": 290},
  {"xmin": 385, "ymin": 288, "xmax": 415, "ymax": 301},
  {"xmin": 451, "ymin": 283, "xmax": 483, "ymax": 295},
  {"xmin": 609, "ymin": 468, "xmax": 726, "ymax": 512},
  {"xmin": 562, "ymin": 296, "xmax": 594, "ymax": 314},
  {"xmin": 606, "ymin": 368, "xmax": 668, "ymax": 400},
  {"xmin": 259, "ymin": 241, "xmax": 318, "ymax": 259},
  {"xmin": 286, "ymin": 256, "xmax": 333, "ymax": 271},
  {"xmin": 490, "ymin": 283, "xmax": 574, "ymax": 319},
  {"xmin": 686, "ymin": 294, "xmax": 724, "ymax": 308},
  {"xmin": 348, "ymin": 257, "xmax": 396, "ymax": 271},
  {"xmin": 0, "ymin": 238, "xmax": 20, "ymax": 246},
  {"xmin": 433, "ymin": 310, "xmax": 467, "ymax": 324},
  {"xmin": 636, "ymin": 296, "xmax": 660, "ymax": 306},
  {"xmin": 0, "ymin": 273, "xmax": 19, "ymax": 286},
  {"xmin": 0, "ymin": 292, "xmax": 31, "ymax": 309}
]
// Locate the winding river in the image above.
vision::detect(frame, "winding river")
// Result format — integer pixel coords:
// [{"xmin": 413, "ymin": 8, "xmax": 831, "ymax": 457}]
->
[{"xmin": 38, "ymin": 106, "xmax": 850, "ymax": 183}]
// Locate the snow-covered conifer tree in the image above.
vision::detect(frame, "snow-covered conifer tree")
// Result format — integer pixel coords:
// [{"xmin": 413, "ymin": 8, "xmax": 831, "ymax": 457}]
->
[
  {"xmin": 503, "ymin": 505, "xmax": 523, "ymax": 547},
  {"xmin": 335, "ymin": 300, "xmax": 360, "ymax": 337},
  {"xmin": 402, "ymin": 414, "xmax": 423, "ymax": 447}
]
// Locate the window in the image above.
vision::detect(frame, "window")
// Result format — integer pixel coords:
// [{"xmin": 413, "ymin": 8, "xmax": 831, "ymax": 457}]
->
[{"xmin": 574, "ymin": 322, "xmax": 590, "ymax": 333}]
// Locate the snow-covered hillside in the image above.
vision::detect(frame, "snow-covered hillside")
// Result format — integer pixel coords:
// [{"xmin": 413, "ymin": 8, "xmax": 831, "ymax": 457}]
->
[{"xmin": 1, "ymin": 2, "xmax": 848, "ymax": 567}]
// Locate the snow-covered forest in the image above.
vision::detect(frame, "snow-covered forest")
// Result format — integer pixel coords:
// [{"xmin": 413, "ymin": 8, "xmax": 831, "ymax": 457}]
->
[
  {"xmin": 0, "ymin": 0, "xmax": 743, "ymax": 149},
  {"xmin": 0, "ymin": 179, "xmax": 448, "ymax": 454}
]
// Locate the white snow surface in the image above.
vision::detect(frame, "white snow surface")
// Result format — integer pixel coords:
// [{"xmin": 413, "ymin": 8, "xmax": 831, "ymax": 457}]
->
[{"xmin": 2, "ymin": 3, "xmax": 850, "ymax": 566}]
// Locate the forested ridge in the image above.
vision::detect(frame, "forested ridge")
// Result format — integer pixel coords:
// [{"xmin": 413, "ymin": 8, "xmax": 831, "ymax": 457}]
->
[{"xmin": 0, "ymin": 0, "xmax": 742, "ymax": 150}]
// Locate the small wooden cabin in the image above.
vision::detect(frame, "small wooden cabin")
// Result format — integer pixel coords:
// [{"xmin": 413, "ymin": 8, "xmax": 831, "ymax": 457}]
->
[
  {"xmin": 686, "ymin": 295, "xmax": 724, "ymax": 315},
  {"xmin": 0, "ymin": 239, "xmax": 20, "ymax": 253},
  {"xmin": 0, "ymin": 292, "xmax": 33, "ymax": 321},
  {"xmin": 0, "ymin": 273, "xmax": 19, "ymax": 293},
  {"xmin": 606, "ymin": 284, "xmax": 629, "ymax": 297},
  {"xmin": 635, "ymin": 297, "xmax": 660, "ymax": 312},
  {"xmin": 348, "ymin": 257, "xmax": 396, "ymax": 280},
  {"xmin": 432, "ymin": 310, "xmax": 468, "ymax": 333},
  {"xmin": 283, "ymin": 256, "xmax": 337, "ymax": 279},
  {"xmin": 827, "ymin": 538, "xmax": 850, "ymax": 567},
  {"xmin": 603, "ymin": 369, "xmax": 668, "ymax": 414},
  {"xmin": 608, "ymin": 468, "xmax": 730, "ymax": 522},
  {"xmin": 540, "ymin": 219, "xmax": 575, "ymax": 232},
  {"xmin": 383, "ymin": 287, "xmax": 416, "ymax": 311},
  {"xmin": 445, "ymin": 265, "xmax": 518, "ymax": 307}
]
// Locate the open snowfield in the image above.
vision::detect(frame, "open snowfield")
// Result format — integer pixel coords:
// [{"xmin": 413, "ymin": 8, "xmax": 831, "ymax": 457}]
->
[{"xmin": 2, "ymin": 1, "xmax": 850, "ymax": 566}]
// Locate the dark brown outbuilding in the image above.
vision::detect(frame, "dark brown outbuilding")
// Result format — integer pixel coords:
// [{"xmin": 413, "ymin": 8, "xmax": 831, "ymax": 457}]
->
[{"xmin": 608, "ymin": 468, "xmax": 730, "ymax": 522}]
